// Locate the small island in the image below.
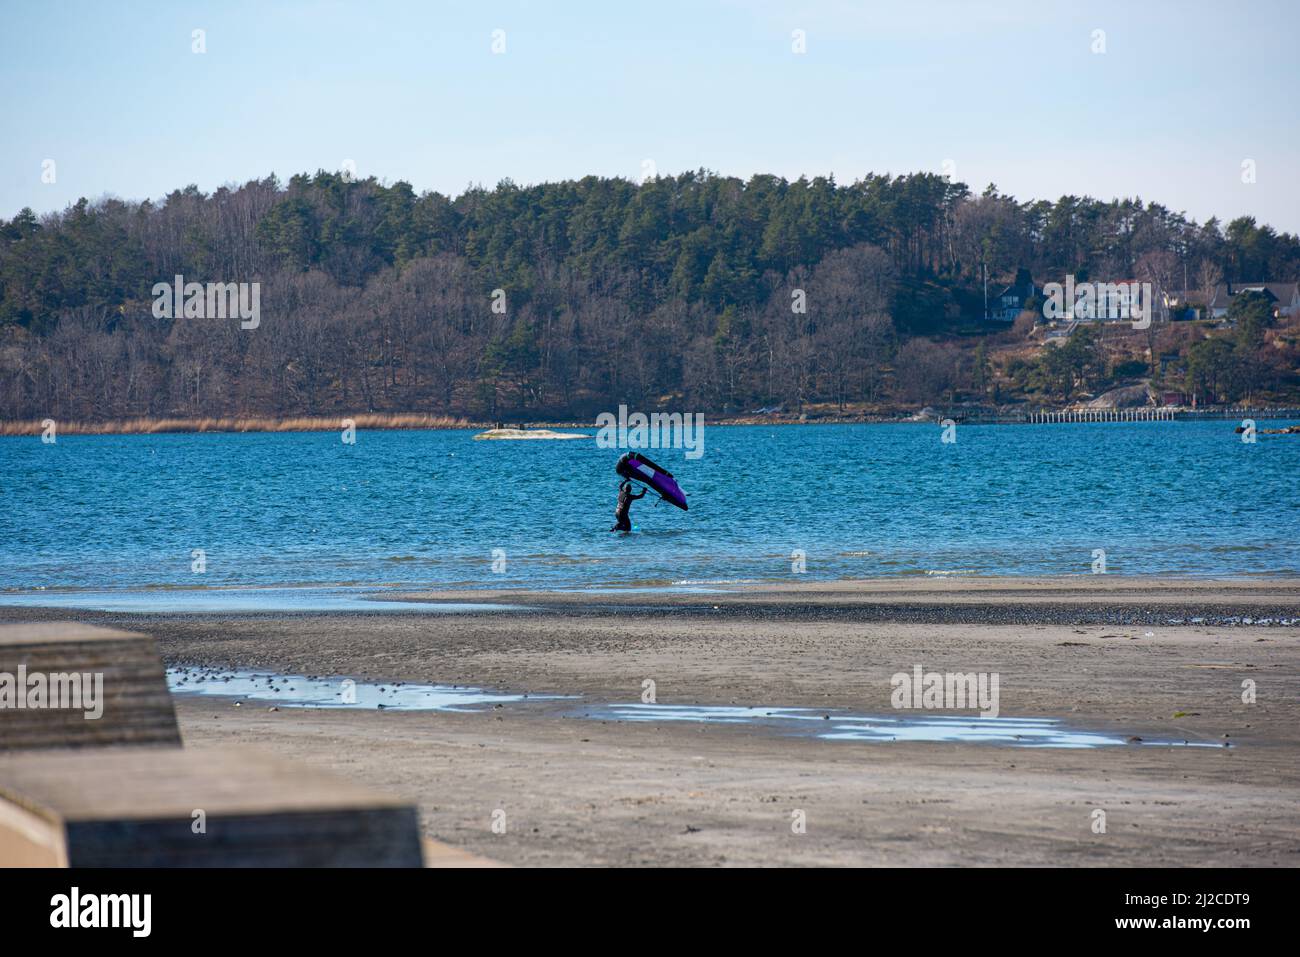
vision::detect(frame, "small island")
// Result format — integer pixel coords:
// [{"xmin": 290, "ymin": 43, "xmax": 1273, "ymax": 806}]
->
[{"xmin": 472, "ymin": 428, "xmax": 589, "ymax": 440}]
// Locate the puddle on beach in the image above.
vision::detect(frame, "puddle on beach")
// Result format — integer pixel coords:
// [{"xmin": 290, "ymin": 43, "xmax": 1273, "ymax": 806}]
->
[
  {"xmin": 582, "ymin": 703, "xmax": 1219, "ymax": 749},
  {"xmin": 0, "ymin": 587, "xmax": 535, "ymax": 615},
  {"xmin": 167, "ymin": 667, "xmax": 1219, "ymax": 748},
  {"xmin": 167, "ymin": 667, "xmax": 564, "ymax": 711}
]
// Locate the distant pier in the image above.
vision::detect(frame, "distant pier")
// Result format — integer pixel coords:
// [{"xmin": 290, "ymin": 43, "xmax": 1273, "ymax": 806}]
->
[{"xmin": 957, "ymin": 407, "xmax": 1300, "ymax": 425}]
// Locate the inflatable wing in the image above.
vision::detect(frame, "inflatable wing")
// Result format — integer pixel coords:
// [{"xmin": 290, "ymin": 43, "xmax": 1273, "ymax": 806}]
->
[{"xmin": 616, "ymin": 452, "xmax": 688, "ymax": 511}]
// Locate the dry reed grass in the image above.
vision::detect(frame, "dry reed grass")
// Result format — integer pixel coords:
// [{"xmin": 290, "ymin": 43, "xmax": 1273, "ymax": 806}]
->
[{"xmin": 0, "ymin": 413, "xmax": 479, "ymax": 436}]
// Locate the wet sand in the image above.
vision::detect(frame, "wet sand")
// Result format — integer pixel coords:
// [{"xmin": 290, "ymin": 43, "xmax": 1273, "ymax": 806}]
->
[{"xmin": 4, "ymin": 577, "xmax": 1298, "ymax": 866}]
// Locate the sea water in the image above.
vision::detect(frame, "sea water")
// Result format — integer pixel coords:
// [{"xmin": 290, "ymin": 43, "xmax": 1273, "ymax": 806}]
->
[{"xmin": 1, "ymin": 421, "xmax": 1297, "ymax": 596}]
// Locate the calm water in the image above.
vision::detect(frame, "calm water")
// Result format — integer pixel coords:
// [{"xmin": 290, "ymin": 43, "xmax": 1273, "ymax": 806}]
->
[
  {"xmin": 162, "ymin": 668, "xmax": 1210, "ymax": 748},
  {"xmin": 1, "ymin": 422, "xmax": 1297, "ymax": 595}
]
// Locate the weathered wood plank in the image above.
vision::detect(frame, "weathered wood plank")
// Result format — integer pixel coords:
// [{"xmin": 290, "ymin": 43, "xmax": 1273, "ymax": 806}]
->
[
  {"xmin": 0, "ymin": 747, "xmax": 424, "ymax": 867},
  {"xmin": 0, "ymin": 623, "xmax": 180, "ymax": 751}
]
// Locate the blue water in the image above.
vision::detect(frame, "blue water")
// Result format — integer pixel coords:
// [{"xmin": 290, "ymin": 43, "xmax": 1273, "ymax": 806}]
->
[
  {"xmin": 1, "ymin": 422, "xmax": 1297, "ymax": 595},
  {"xmin": 0, "ymin": 587, "xmax": 533, "ymax": 614}
]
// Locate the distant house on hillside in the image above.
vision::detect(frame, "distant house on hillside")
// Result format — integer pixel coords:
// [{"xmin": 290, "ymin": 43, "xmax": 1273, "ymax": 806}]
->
[
  {"xmin": 990, "ymin": 280, "xmax": 1036, "ymax": 322},
  {"xmin": 1161, "ymin": 289, "xmax": 1202, "ymax": 320},
  {"xmin": 1091, "ymin": 279, "xmax": 1143, "ymax": 322},
  {"xmin": 1207, "ymin": 281, "xmax": 1300, "ymax": 320}
]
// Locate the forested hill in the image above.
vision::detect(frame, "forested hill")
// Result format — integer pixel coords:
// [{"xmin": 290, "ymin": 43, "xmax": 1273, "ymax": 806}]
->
[{"xmin": 2, "ymin": 170, "xmax": 1298, "ymax": 421}]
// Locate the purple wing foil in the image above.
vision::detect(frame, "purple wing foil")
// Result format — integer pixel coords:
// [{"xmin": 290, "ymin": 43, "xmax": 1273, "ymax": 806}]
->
[{"xmin": 617, "ymin": 453, "xmax": 688, "ymax": 511}]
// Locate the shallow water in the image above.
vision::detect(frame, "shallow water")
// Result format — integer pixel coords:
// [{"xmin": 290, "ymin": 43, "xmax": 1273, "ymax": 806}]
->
[
  {"xmin": 3, "ymin": 421, "xmax": 1297, "ymax": 593},
  {"xmin": 0, "ymin": 587, "xmax": 532, "ymax": 614},
  {"xmin": 585, "ymin": 703, "xmax": 1219, "ymax": 749},
  {"xmin": 167, "ymin": 668, "xmax": 561, "ymax": 710},
  {"xmin": 167, "ymin": 666, "xmax": 1217, "ymax": 748}
]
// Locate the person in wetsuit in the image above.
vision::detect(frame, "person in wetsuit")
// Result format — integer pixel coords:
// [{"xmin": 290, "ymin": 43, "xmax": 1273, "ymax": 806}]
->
[{"xmin": 611, "ymin": 478, "xmax": 646, "ymax": 532}]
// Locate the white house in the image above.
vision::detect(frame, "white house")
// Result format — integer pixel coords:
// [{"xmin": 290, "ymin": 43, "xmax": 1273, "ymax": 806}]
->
[{"xmin": 1207, "ymin": 281, "xmax": 1300, "ymax": 320}]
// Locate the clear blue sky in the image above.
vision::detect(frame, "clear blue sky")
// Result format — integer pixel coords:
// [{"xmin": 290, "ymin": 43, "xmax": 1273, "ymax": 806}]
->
[{"xmin": 3, "ymin": 0, "xmax": 1298, "ymax": 231}]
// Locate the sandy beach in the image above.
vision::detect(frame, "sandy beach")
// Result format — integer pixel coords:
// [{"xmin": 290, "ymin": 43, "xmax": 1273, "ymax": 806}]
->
[{"xmin": 3, "ymin": 577, "xmax": 1297, "ymax": 867}]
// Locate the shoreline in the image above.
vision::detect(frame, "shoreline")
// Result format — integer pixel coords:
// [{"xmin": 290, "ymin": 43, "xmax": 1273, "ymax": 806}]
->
[
  {"xmin": 4, "ymin": 576, "xmax": 1300, "ymax": 624},
  {"xmin": 4, "ymin": 576, "xmax": 1297, "ymax": 865},
  {"xmin": 3, "ymin": 408, "xmax": 1298, "ymax": 437},
  {"xmin": 0, "ymin": 412, "xmax": 476, "ymax": 436}
]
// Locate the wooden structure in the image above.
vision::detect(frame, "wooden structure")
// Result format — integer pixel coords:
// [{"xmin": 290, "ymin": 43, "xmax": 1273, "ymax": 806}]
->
[
  {"xmin": 0, "ymin": 746, "xmax": 424, "ymax": 867},
  {"xmin": 0, "ymin": 623, "xmax": 180, "ymax": 751},
  {"xmin": 0, "ymin": 622, "xmax": 493, "ymax": 867}
]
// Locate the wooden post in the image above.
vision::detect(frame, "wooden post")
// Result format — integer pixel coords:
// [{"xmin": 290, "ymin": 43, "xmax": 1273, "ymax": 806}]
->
[{"xmin": 0, "ymin": 624, "xmax": 180, "ymax": 752}]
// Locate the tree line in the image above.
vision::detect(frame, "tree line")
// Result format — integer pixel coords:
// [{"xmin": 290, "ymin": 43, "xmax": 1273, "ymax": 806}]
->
[{"xmin": 2, "ymin": 170, "xmax": 1298, "ymax": 421}]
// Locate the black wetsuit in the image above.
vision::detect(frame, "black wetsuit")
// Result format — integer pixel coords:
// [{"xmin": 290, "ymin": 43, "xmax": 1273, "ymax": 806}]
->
[{"xmin": 611, "ymin": 479, "xmax": 646, "ymax": 531}]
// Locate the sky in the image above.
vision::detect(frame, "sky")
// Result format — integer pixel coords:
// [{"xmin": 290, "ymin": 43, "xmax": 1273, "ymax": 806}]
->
[{"xmin": 3, "ymin": 0, "xmax": 1298, "ymax": 231}]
